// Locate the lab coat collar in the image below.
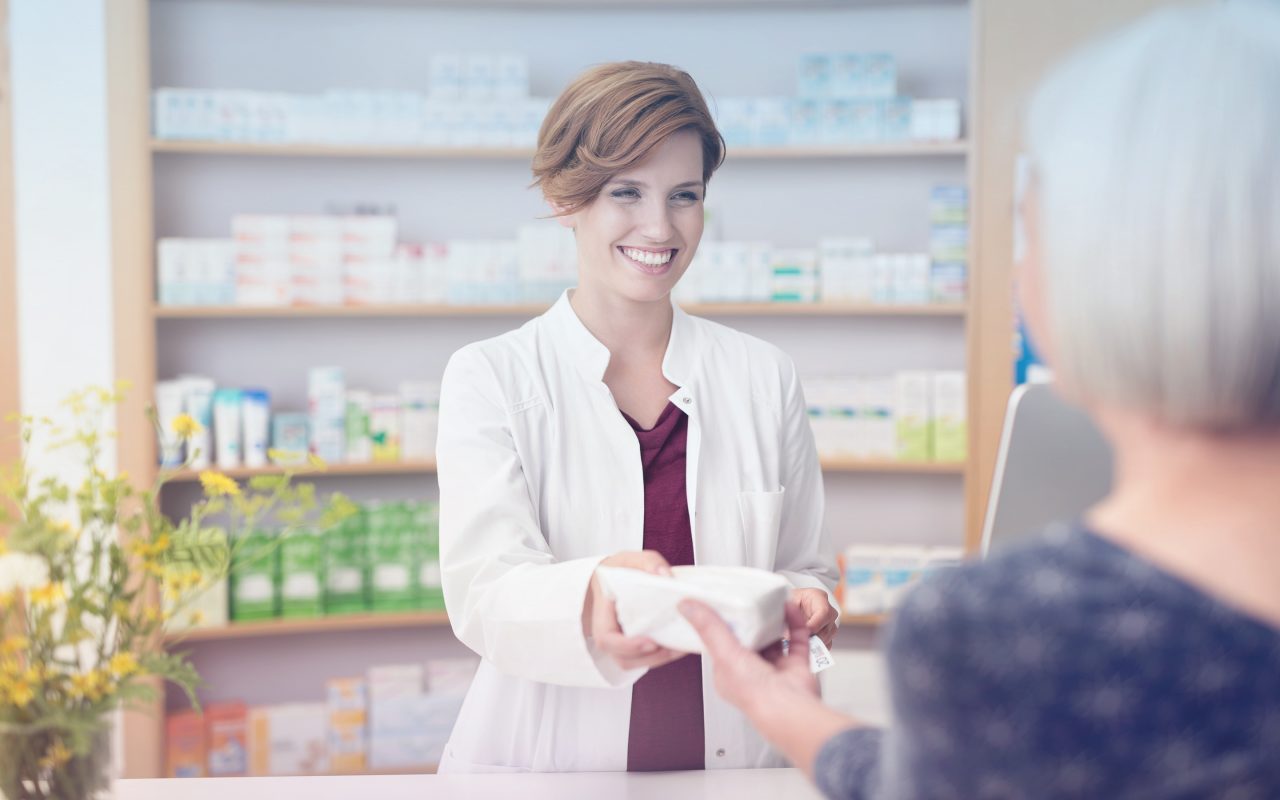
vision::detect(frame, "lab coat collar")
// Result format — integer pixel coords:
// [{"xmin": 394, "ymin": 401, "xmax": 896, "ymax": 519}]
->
[{"xmin": 546, "ymin": 290, "xmax": 700, "ymax": 389}]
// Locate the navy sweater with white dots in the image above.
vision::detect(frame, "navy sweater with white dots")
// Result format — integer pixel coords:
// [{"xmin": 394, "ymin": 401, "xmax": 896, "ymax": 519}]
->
[{"xmin": 815, "ymin": 524, "xmax": 1280, "ymax": 799}]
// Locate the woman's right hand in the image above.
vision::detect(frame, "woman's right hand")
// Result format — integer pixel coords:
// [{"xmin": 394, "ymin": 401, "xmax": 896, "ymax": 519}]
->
[{"xmin": 583, "ymin": 550, "xmax": 686, "ymax": 671}]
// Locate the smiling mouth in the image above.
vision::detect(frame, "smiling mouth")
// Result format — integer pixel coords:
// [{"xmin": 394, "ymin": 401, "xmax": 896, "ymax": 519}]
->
[{"xmin": 618, "ymin": 246, "xmax": 678, "ymax": 268}]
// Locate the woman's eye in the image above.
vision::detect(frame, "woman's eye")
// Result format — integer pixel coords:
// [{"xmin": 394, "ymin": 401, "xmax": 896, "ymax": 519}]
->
[
  {"xmin": 673, "ymin": 192, "xmax": 700, "ymax": 203},
  {"xmin": 611, "ymin": 188, "xmax": 639, "ymax": 200}
]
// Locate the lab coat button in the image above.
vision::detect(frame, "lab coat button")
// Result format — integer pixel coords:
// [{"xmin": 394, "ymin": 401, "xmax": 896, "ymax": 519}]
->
[
  {"xmin": 716, "ymin": 748, "xmax": 726, "ymax": 758},
  {"xmin": 682, "ymin": 397, "xmax": 692, "ymax": 405}
]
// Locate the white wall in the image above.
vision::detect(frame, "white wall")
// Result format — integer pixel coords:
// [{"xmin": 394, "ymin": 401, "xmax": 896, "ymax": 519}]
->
[
  {"xmin": 9, "ymin": 0, "xmax": 120, "ymax": 770},
  {"xmin": 10, "ymin": 0, "xmax": 115, "ymax": 437}
]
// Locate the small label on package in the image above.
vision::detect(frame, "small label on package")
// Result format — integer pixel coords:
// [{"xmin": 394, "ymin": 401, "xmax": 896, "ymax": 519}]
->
[{"xmin": 809, "ymin": 635, "xmax": 836, "ymax": 674}]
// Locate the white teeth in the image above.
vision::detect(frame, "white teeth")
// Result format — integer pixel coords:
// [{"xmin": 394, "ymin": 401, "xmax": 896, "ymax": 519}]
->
[{"xmin": 622, "ymin": 248, "xmax": 673, "ymax": 266}]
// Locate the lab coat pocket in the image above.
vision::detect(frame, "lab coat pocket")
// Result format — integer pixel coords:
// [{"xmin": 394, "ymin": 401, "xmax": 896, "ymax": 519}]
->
[{"xmin": 737, "ymin": 488, "xmax": 785, "ymax": 569}]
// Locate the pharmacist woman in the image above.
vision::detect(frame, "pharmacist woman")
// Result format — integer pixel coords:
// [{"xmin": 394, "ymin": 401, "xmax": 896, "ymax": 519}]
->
[{"xmin": 434, "ymin": 61, "xmax": 839, "ymax": 774}]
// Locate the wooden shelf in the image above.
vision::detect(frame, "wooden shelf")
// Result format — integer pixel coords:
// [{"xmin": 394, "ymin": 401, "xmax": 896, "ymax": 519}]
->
[
  {"xmin": 821, "ymin": 458, "xmax": 965, "ymax": 474},
  {"xmin": 166, "ymin": 610, "xmax": 450, "ymax": 644},
  {"xmin": 156, "ymin": 0, "xmax": 963, "ymax": 8},
  {"xmin": 151, "ymin": 139, "xmax": 968, "ymax": 160},
  {"xmin": 163, "ymin": 461, "xmax": 437, "ymax": 482},
  {"xmin": 163, "ymin": 458, "xmax": 961, "ymax": 482},
  {"xmin": 153, "ymin": 302, "xmax": 967, "ymax": 320},
  {"xmin": 841, "ymin": 613, "xmax": 889, "ymax": 627}
]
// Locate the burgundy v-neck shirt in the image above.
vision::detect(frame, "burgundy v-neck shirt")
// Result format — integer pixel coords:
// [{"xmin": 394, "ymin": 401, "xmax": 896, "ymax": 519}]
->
[{"xmin": 619, "ymin": 401, "xmax": 705, "ymax": 772}]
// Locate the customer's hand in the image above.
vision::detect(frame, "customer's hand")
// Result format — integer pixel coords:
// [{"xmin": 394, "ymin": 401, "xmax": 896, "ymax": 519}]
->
[
  {"xmin": 792, "ymin": 588, "xmax": 839, "ymax": 648},
  {"xmin": 679, "ymin": 598, "xmax": 819, "ymax": 718},
  {"xmin": 583, "ymin": 550, "xmax": 685, "ymax": 671}
]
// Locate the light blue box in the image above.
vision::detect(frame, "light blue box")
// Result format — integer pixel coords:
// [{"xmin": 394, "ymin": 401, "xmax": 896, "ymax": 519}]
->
[{"xmin": 798, "ymin": 53, "xmax": 832, "ymax": 99}]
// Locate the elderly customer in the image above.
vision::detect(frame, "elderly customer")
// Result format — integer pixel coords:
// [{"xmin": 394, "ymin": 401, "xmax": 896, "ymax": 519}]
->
[{"xmin": 682, "ymin": 2, "xmax": 1280, "ymax": 797}]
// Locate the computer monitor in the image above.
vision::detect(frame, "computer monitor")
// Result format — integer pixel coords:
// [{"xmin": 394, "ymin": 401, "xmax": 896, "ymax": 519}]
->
[{"xmin": 980, "ymin": 382, "xmax": 1115, "ymax": 556}]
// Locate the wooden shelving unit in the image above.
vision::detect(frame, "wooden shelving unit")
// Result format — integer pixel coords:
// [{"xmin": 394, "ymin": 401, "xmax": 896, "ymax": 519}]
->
[
  {"xmin": 163, "ymin": 457, "xmax": 961, "ymax": 482},
  {"xmin": 163, "ymin": 460, "xmax": 439, "ymax": 482},
  {"xmin": 820, "ymin": 458, "xmax": 964, "ymax": 475},
  {"xmin": 151, "ymin": 139, "xmax": 969, "ymax": 160},
  {"xmin": 840, "ymin": 613, "xmax": 889, "ymax": 627},
  {"xmin": 108, "ymin": 0, "xmax": 1000, "ymax": 779},
  {"xmin": 153, "ymin": 301, "xmax": 966, "ymax": 319},
  {"xmin": 167, "ymin": 610, "xmax": 451, "ymax": 644}
]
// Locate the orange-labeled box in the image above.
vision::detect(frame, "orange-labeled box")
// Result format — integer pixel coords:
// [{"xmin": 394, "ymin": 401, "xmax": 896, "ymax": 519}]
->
[
  {"xmin": 206, "ymin": 701, "xmax": 249, "ymax": 777},
  {"xmin": 166, "ymin": 710, "xmax": 206, "ymax": 778}
]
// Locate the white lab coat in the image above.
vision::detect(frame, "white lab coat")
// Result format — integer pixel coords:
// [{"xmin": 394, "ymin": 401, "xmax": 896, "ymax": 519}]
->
[{"xmin": 435, "ymin": 290, "xmax": 837, "ymax": 773}]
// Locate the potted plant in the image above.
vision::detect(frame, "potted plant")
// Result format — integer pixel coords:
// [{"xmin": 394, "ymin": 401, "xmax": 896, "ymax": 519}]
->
[{"xmin": 0, "ymin": 383, "xmax": 353, "ymax": 799}]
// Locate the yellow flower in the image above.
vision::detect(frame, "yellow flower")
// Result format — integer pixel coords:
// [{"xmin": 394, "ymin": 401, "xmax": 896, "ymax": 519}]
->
[
  {"xmin": 187, "ymin": 610, "xmax": 205, "ymax": 626},
  {"xmin": 0, "ymin": 636, "xmax": 26, "ymax": 656},
  {"xmin": 9, "ymin": 679, "xmax": 34, "ymax": 707},
  {"xmin": 68, "ymin": 671, "xmax": 95, "ymax": 700},
  {"xmin": 306, "ymin": 452, "xmax": 327, "ymax": 469},
  {"xmin": 38, "ymin": 740, "xmax": 71, "ymax": 770},
  {"xmin": 29, "ymin": 583, "xmax": 65, "ymax": 607},
  {"xmin": 153, "ymin": 533, "xmax": 171, "ymax": 553},
  {"xmin": 109, "ymin": 652, "xmax": 139, "ymax": 679},
  {"xmin": 199, "ymin": 471, "xmax": 240, "ymax": 497},
  {"xmin": 112, "ymin": 599, "xmax": 131, "ymax": 618},
  {"xmin": 171, "ymin": 414, "xmax": 202, "ymax": 440}
]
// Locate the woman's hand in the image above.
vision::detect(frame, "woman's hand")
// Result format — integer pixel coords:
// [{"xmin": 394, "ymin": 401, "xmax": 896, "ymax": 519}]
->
[
  {"xmin": 583, "ymin": 550, "xmax": 686, "ymax": 671},
  {"xmin": 792, "ymin": 588, "xmax": 839, "ymax": 648},
  {"xmin": 681, "ymin": 597, "xmax": 856, "ymax": 778},
  {"xmin": 679, "ymin": 598, "xmax": 819, "ymax": 716}
]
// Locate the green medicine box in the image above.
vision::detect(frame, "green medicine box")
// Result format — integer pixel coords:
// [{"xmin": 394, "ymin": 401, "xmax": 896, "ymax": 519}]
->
[
  {"xmin": 230, "ymin": 529, "xmax": 278, "ymax": 622},
  {"xmin": 324, "ymin": 511, "xmax": 369, "ymax": 615},
  {"xmin": 414, "ymin": 502, "xmax": 444, "ymax": 611},
  {"xmin": 279, "ymin": 528, "xmax": 324, "ymax": 619},
  {"xmin": 368, "ymin": 501, "xmax": 416, "ymax": 612}
]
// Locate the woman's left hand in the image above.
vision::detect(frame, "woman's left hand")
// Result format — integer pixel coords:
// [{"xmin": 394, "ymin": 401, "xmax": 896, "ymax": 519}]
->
[{"xmin": 791, "ymin": 588, "xmax": 839, "ymax": 648}]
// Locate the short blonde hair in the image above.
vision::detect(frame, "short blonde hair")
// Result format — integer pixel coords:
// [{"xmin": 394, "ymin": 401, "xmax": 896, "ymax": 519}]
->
[
  {"xmin": 1025, "ymin": 0, "xmax": 1280, "ymax": 430},
  {"xmin": 533, "ymin": 61, "xmax": 726, "ymax": 215}
]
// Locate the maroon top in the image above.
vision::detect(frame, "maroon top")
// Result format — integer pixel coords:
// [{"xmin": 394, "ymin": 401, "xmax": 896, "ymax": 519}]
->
[{"xmin": 620, "ymin": 401, "xmax": 705, "ymax": 772}]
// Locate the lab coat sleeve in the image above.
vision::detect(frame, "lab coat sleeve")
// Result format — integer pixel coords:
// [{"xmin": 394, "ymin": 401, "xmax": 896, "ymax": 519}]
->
[
  {"xmin": 436, "ymin": 346, "xmax": 645, "ymax": 689},
  {"xmin": 772, "ymin": 356, "xmax": 840, "ymax": 602}
]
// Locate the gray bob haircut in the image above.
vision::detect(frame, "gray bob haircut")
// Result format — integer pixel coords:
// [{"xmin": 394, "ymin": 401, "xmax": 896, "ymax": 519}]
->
[{"xmin": 1024, "ymin": 0, "xmax": 1280, "ymax": 430}]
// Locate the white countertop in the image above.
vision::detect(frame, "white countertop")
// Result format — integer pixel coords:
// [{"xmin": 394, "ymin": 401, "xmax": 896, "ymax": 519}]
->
[{"xmin": 117, "ymin": 767, "xmax": 823, "ymax": 799}]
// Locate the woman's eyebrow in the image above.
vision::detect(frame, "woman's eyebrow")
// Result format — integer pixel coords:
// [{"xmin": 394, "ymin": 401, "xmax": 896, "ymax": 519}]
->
[{"xmin": 610, "ymin": 178, "xmax": 705, "ymax": 190}]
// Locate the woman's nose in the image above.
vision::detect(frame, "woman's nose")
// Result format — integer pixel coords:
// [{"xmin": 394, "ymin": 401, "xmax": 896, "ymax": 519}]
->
[{"xmin": 637, "ymin": 200, "xmax": 675, "ymax": 242}]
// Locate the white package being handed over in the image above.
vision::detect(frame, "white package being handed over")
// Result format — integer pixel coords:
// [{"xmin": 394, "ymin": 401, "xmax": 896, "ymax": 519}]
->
[{"xmin": 595, "ymin": 565, "xmax": 790, "ymax": 654}]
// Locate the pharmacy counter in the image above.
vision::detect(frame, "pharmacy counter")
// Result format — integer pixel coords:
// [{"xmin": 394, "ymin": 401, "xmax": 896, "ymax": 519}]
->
[{"xmin": 118, "ymin": 767, "xmax": 823, "ymax": 799}]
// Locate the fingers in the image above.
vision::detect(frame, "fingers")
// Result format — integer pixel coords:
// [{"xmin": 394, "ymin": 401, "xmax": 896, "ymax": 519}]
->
[
  {"xmin": 783, "ymin": 602, "xmax": 815, "ymax": 671},
  {"xmin": 591, "ymin": 590, "xmax": 623, "ymax": 641},
  {"xmin": 601, "ymin": 549, "xmax": 674, "ymax": 577},
  {"xmin": 596, "ymin": 630, "xmax": 685, "ymax": 670},
  {"xmin": 815, "ymin": 622, "xmax": 838, "ymax": 649},
  {"xmin": 635, "ymin": 550, "xmax": 673, "ymax": 577},
  {"xmin": 612, "ymin": 646, "xmax": 686, "ymax": 671}
]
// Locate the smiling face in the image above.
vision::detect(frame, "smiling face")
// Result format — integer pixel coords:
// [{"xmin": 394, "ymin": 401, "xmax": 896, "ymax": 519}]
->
[{"xmin": 554, "ymin": 128, "xmax": 706, "ymax": 306}]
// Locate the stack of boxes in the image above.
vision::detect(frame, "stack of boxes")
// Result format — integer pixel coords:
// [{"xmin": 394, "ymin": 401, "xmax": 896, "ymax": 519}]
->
[
  {"xmin": 153, "ymin": 53, "xmax": 550, "ymax": 148},
  {"xmin": 156, "ymin": 239, "xmax": 235, "ymax": 306},
  {"xmin": 930, "ymin": 186, "xmax": 969, "ymax": 304},
  {"xmin": 228, "ymin": 500, "xmax": 444, "ymax": 626},
  {"xmin": 839, "ymin": 545, "xmax": 965, "ymax": 616},
  {"xmin": 715, "ymin": 51, "xmax": 962, "ymax": 148},
  {"xmin": 804, "ymin": 372, "xmax": 967, "ymax": 463},
  {"xmin": 166, "ymin": 659, "xmax": 478, "ymax": 778}
]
